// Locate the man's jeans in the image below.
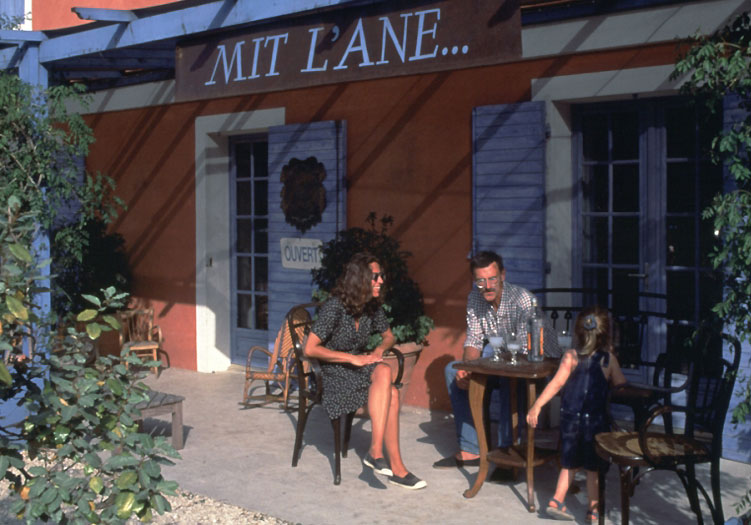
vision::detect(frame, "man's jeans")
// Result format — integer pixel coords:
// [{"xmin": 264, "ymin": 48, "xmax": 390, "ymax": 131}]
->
[{"xmin": 444, "ymin": 360, "xmax": 513, "ymax": 455}]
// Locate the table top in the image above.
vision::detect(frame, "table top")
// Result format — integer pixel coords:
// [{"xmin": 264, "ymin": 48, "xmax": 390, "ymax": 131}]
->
[{"xmin": 453, "ymin": 357, "xmax": 558, "ymax": 379}]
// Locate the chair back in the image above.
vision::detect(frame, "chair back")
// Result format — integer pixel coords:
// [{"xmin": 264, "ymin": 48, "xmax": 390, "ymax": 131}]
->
[
  {"xmin": 118, "ymin": 308, "xmax": 156, "ymax": 344},
  {"xmin": 531, "ymin": 288, "xmax": 650, "ymax": 367},
  {"xmin": 686, "ymin": 330, "xmax": 741, "ymax": 447},
  {"xmin": 264, "ymin": 304, "xmax": 313, "ymax": 373}
]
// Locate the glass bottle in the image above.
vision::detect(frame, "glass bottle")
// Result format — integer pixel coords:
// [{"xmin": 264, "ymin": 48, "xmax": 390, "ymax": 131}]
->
[{"xmin": 527, "ymin": 297, "xmax": 545, "ymax": 362}]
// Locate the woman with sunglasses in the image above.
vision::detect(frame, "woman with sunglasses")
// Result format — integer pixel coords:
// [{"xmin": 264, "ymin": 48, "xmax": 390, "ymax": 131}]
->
[{"xmin": 304, "ymin": 252, "xmax": 426, "ymax": 490}]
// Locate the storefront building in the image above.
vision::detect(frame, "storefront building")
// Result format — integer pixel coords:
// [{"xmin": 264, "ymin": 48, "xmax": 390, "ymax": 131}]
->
[{"xmin": 3, "ymin": 0, "xmax": 750, "ymax": 461}]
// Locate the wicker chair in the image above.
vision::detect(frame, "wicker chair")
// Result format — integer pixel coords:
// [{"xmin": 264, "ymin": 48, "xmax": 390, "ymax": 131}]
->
[{"xmin": 241, "ymin": 305, "xmax": 312, "ymax": 410}]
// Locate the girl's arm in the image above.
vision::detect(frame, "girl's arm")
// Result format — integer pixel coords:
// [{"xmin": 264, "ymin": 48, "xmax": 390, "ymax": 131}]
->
[
  {"xmin": 606, "ymin": 352, "xmax": 627, "ymax": 387},
  {"xmin": 527, "ymin": 350, "xmax": 577, "ymax": 428},
  {"xmin": 304, "ymin": 332, "xmax": 382, "ymax": 367}
]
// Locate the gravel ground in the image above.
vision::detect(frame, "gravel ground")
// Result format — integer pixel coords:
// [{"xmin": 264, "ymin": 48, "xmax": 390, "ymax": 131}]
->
[{"xmin": 0, "ymin": 479, "xmax": 295, "ymax": 524}]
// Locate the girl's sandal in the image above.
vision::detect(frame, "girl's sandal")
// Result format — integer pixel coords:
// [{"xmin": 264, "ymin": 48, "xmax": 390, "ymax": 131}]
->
[
  {"xmin": 586, "ymin": 506, "xmax": 600, "ymax": 523},
  {"xmin": 546, "ymin": 498, "xmax": 574, "ymax": 520}
]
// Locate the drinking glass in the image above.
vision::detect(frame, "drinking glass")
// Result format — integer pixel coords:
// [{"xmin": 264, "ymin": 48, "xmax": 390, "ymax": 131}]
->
[
  {"xmin": 507, "ymin": 331, "xmax": 521, "ymax": 365},
  {"xmin": 488, "ymin": 333, "xmax": 505, "ymax": 362}
]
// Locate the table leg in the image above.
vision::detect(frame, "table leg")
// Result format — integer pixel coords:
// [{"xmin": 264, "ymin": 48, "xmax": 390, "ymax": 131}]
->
[
  {"xmin": 463, "ymin": 373, "xmax": 488, "ymax": 499},
  {"xmin": 172, "ymin": 401, "xmax": 184, "ymax": 450},
  {"xmin": 525, "ymin": 379, "xmax": 537, "ymax": 512}
]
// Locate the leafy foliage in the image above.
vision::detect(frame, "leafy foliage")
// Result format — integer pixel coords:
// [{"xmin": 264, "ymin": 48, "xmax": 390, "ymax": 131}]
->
[
  {"xmin": 52, "ymin": 217, "xmax": 132, "ymax": 316},
  {"xmin": 0, "ymin": 72, "xmax": 179, "ymax": 523},
  {"xmin": 311, "ymin": 213, "xmax": 434, "ymax": 347},
  {"xmin": 673, "ymin": 11, "xmax": 751, "ymax": 514}
]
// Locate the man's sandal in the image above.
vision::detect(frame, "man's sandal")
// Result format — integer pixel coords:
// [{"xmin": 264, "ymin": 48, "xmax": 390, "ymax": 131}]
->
[
  {"xmin": 586, "ymin": 506, "xmax": 599, "ymax": 523},
  {"xmin": 546, "ymin": 498, "xmax": 574, "ymax": 521}
]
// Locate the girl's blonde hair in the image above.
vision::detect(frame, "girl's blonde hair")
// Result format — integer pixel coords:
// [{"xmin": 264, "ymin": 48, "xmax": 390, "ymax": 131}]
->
[{"xmin": 574, "ymin": 305, "xmax": 611, "ymax": 356}]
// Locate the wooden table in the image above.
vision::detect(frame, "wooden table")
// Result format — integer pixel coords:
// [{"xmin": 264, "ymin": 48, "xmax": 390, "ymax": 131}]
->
[
  {"xmin": 135, "ymin": 390, "xmax": 185, "ymax": 449},
  {"xmin": 454, "ymin": 357, "xmax": 558, "ymax": 512}
]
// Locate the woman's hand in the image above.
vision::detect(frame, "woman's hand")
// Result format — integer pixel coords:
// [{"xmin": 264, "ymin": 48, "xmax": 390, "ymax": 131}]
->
[{"xmin": 351, "ymin": 353, "xmax": 383, "ymax": 367}]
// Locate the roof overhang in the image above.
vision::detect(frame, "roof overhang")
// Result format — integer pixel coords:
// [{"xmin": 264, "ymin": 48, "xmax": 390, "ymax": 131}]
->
[{"xmin": 0, "ymin": 0, "xmax": 387, "ymax": 91}]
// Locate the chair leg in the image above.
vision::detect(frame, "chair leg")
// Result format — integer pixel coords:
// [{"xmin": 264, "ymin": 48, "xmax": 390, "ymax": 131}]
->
[
  {"xmin": 598, "ymin": 467, "xmax": 606, "ymax": 525},
  {"xmin": 685, "ymin": 462, "xmax": 704, "ymax": 525},
  {"xmin": 331, "ymin": 417, "xmax": 342, "ymax": 485},
  {"xmin": 342, "ymin": 412, "xmax": 354, "ymax": 459},
  {"xmin": 292, "ymin": 397, "xmax": 308, "ymax": 467},
  {"xmin": 710, "ymin": 459, "xmax": 724, "ymax": 524},
  {"xmin": 619, "ymin": 466, "xmax": 633, "ymax": 525}
]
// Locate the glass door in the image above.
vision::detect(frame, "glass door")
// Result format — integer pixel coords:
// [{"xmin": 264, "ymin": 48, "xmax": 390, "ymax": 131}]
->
[
  {"xmin": 575, "ymin": 99, "xmax": 722, "ymax": 381},
  {"xmin": 230, "ymin": 137, "xmax": 269, "ymax": 364}
]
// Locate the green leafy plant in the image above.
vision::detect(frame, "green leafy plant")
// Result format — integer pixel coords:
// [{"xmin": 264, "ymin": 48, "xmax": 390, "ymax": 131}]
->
[
  {"xmin": 673, "ymin": 11, "xmax": 751, "ymax": 514},
  {"xmin": 0, "ymin": 69, "xmax": 179, "ymax": 523},
  {"xmin": 311, "ymin": 213, "xmax": 434, "ymax": 348}
]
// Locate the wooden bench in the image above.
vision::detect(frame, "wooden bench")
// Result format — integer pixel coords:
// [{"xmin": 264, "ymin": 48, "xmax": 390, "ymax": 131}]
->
[{"xmin": 135, "ymin": 390, "xmax": 185, "ymax": 449}]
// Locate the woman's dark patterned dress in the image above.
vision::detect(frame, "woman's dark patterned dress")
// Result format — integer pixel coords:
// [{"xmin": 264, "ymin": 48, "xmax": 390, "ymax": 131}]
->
[
  {"xmin": 311, "ymin": 296, "xmax": 389, "ymax": 419},
  {"xmin": 559, "ymin": 349, "xmax": 611, "ymax": 471}
]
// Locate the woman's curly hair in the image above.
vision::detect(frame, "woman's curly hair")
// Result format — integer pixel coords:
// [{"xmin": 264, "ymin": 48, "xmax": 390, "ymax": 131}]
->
[{"xmin": 331, "ymin": 252, "xmax": 384, "ymax": 317}]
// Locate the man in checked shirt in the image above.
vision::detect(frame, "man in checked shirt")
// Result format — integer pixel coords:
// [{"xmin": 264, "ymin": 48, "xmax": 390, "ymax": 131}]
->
[{"xmin": 433, "ymin": 251, "xmax": 561, "ymax": 469}]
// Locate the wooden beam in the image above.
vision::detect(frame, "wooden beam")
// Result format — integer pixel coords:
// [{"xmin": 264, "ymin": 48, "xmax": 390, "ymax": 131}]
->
[
  {"xmin": 37, "ymin": 0, "xmax": 372, "ymax": 63},
  {"xmin": 0, "ymin": 30, "xmax": 46, "ymax": 43},
  {"xmin": 72, "ymin": 7, "xmax": 138, "ymax": 23}
]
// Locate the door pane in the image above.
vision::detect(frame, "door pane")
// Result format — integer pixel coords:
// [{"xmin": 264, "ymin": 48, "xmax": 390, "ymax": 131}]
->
[
  {"xmin": 232, "ymin": 138, "xmax": 269, "ymax": 332},
  {"xmin": 667, "ymin": 162, "xmax": 696, "ymax": 213},
  {"xmin": 583, "ymin": 216, "xmax": 609, "ymax": 264},
  {"xmin": 666, "ymin": 106, "xmax": 696, "ymax": 158},
  {"xmin": 613, "ymin": 164, "xmax": 639, "ymax": 212},
  {"xmin": 612, "ymin": 111, "xmax": 639, "ymax": 160},
  {"xmin": 612, "ymin": 217, "xmax": 639, "ymax": 265},
  {"xmin": 582, "ymin": 115, "xmax": 608, "ymax": 161},
  {"xmin": 582, "ymin": 165, "xmax": 609, "ymax": 213},
  {"xmin": 666, "ymin": 217, "xmax": 695, "ymax": 267},
  {"xmin": 237, "ymin": 256, "xmax": 252, "ymax": 290},
  {"xmin": 237, "ymin": 181, "xmax": 251, "ymax": 215},
  {"xmin": 237, "ymin": 294, "xmax": 253, "ymax": 329}
]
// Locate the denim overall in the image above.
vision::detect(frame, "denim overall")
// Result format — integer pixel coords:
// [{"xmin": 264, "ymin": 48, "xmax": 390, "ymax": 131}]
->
[{"xmin": 559, "ymin": 350, "xmax": 610, "ymax": 471}]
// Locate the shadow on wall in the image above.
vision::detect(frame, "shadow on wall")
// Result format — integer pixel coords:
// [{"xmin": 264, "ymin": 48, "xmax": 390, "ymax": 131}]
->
[{"xmin": 425, "ymin": 353, "xmax": 454, "ymax": 412}]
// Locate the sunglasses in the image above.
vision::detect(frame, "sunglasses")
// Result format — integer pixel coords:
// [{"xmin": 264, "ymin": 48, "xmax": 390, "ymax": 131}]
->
[{"xmin": 372, "ymin": 272, "xmax": 386, "ymax": 282}]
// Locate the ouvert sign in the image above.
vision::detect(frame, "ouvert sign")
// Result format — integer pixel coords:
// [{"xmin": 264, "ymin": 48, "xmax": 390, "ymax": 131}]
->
[{"xmin": 175, "ymin": 0, "xmax": 521, "ymax": 101}]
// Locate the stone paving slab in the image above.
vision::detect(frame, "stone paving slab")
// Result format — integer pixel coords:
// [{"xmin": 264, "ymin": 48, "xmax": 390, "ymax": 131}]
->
[{"xmin": 143, "ymin": 367, "xmax": 751, "ymax": 525}]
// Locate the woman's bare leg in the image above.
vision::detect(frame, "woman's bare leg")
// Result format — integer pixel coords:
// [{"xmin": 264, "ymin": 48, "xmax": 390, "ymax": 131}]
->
[
  {"xmin": 368, "ymin": 363, "xmax": 409, "ymax": 476},
  {"xmin": 368, "ymin": 363, "xmax": 392, "ymax": 460}
]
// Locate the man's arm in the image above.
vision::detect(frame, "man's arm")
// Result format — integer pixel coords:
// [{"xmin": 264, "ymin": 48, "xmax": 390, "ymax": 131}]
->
[{"xmin": 456, "ymin": 345, "xmax": 482, "ymax": 389}]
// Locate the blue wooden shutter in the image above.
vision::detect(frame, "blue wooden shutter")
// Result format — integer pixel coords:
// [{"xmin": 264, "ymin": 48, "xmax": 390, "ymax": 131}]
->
[
  {"xmin": 472, "ymin": 102, "xmax": 546, "ymax": 291},
  {"xmin": 267, "ymin": 121, "xmax": 347, "ymax": 342},
  {"xmin": 718, "ymin": 94, "xmax": 751, "ymax": 463}
]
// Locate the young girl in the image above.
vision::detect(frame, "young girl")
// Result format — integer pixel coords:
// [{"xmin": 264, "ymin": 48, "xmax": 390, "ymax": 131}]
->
[{"xmin": 526, "ymin": 305, "xmax": 626, "ymax": 522}]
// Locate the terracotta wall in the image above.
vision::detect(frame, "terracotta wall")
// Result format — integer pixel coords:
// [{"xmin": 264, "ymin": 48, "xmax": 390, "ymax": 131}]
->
[
  {"xmin": 32, "ymin": 0, "xmax": 180, "ymax": 30},
  {"xmin": 84, "ymin": 42, "xmax": 679, "ymax": 410}
]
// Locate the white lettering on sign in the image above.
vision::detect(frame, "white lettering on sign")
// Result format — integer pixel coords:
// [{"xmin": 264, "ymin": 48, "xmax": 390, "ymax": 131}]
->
[
  {"xmin": 176, "ymin": 0, "xmax": 522, "ymax": 102},
  {"xmin": 280, "ymin": 238, "xmax": 323, "ymax": 270},
  {"xmin": 203, "ymin": 8, "xmax": 444, "ymax": 85}
]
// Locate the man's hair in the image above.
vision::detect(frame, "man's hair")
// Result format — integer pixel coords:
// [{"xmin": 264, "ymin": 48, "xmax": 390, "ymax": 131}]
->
[{"xmin": 469, "ymin": 251, "xmax": 504, "ymax": 274}]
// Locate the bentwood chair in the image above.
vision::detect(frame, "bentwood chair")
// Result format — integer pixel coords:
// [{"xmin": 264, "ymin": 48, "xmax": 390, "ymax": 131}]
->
[
  {"xmin": 594, "ymin": 328, "xmax": 741, "ymax": 524},
  {"xmin": 118, "ymin": 308, "xmax": 163, "ymax": 375},
  {"xmin": 241, "ymin": 305, "xmax": 310, "ymax": 410},
  {"xmin": 289, "ymin": 303, "xmax": 405, "ymax": 485}
]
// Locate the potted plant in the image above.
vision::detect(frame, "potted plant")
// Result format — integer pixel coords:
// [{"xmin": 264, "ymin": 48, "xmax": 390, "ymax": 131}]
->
[{"xmin": 311, "ymin": 213, "xmax": 434, "ymax": 401}]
